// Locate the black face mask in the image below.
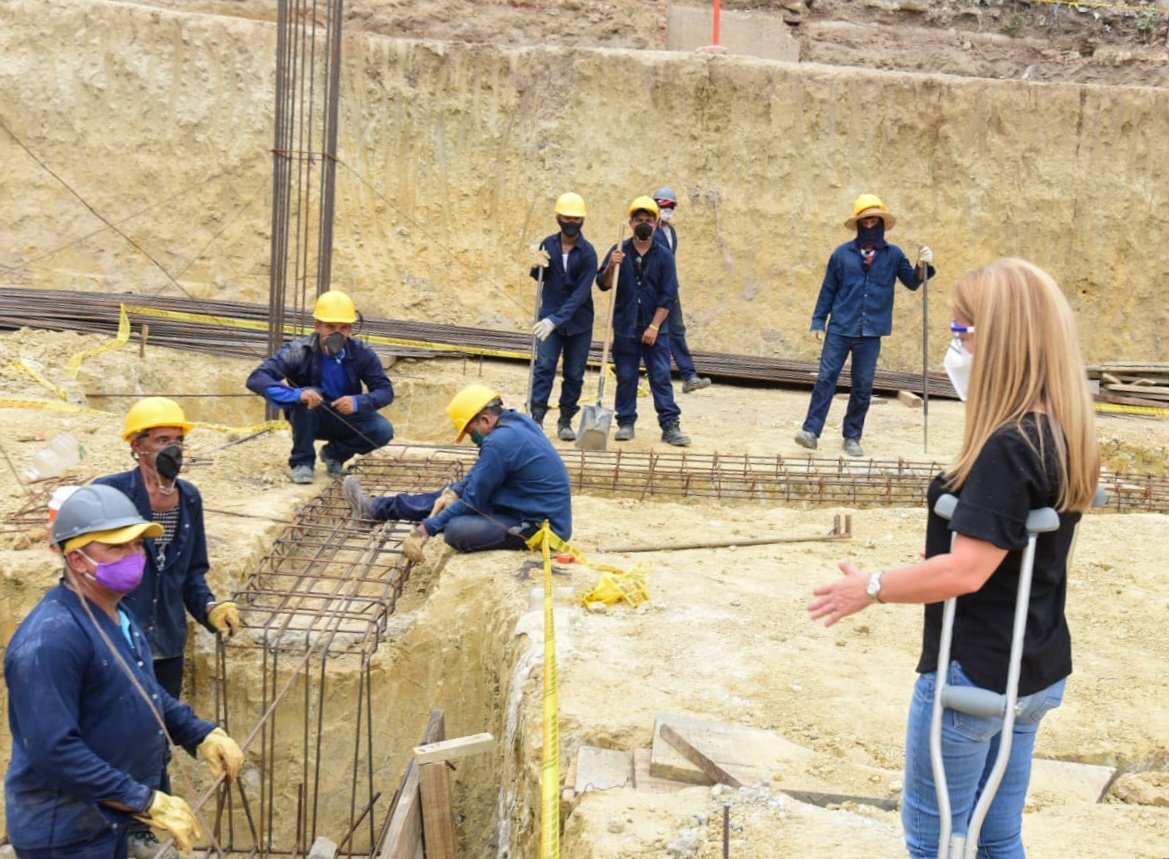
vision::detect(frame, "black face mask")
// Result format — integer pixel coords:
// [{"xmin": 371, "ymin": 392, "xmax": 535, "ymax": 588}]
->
[
  {"xmin": 559, "ymin": 220, "xmax": 582, "ymax": 238},
  {"xmin": 856, "ymin": 221, "xmax": 887, "ymax": 249},
  {"xmin": 155, "ymin": 445, "xmax": 183, "ymax": 481},
  {"xmin": 323, "ymin": 331, "xmax": 346, "ymax": 357},
  {"xmin": 633, "ymin": 222, "xmax": 654, "ymax": 241}
]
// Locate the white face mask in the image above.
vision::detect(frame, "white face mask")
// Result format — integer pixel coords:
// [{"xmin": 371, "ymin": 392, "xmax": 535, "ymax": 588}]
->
[
  {"xmin": 944, "ymin": 338, "xmax": 974, "ymax": 402},
  {"xmin": 659, "ymin": 207, "xmax": 675, "ymax": 223}
]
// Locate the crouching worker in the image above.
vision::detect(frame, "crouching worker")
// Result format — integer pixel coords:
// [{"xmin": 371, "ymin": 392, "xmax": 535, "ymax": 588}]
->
[
  {"xmin": 343, "ymin": 384, "xmax": 572, "ymax": 562},
  {"xmin": 246, "ymin": 289, "xmax": 395, "ymax": 484},
  {"xmin": 4, "ymin": 484, "xmax": 245, "ymax": 858}
]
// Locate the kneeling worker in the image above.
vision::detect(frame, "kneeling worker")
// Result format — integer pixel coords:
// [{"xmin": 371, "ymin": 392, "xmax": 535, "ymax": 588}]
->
[
  {"xmin": 344, "ymin": 384, "xmax": 571, "ymax": 562},
  {"xmin": 4, "ymin": 484, "xmax": 245, "ymax": 856},
  {"xmin": 246, "ymin": 289, "xmax": 395, "ymax": 484}
]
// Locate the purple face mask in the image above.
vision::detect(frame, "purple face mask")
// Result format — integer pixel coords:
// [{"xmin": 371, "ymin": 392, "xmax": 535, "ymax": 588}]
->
[{"xmin": 79, "ymin": 550, "xmax": 146, "ymax": 594}]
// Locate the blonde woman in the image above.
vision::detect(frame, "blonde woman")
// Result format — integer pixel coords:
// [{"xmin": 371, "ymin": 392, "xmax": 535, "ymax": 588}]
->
[{"xmin": 809, "ymin": 258, "xmax": 1100, "ymax": 857}]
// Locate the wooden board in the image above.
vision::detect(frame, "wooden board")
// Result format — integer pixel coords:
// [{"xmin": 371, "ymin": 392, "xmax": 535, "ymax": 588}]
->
[
  {"xmin": 648, "ymin": 712, "xmax": 814, "ymax": 786},
  {"xmin": 419, "ymin": 762, "xmax": 456, "ymax": 859},
  {"xmin": 379, "ymin": 711, "xmax": 445, "ymax": 859},
  {"xmin": 1029, "ymin": 758, "xmax": 1116, "ymax": 805},
  {"xmin": 632, "ymin": 748, "xmax": 690, "ymax": 794},
  {"xmin": 573, "ymin": 746, "xmax": 632, "ymax": 792}
]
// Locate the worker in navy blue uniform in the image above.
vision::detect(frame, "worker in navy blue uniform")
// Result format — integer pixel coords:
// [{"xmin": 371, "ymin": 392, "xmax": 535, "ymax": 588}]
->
[
  {"xmin": 93, "ymin": 397, "xmax": 241, "ymax": 701},
  {"xmin": 795, "ymin": 193, "xmax": 934, "ymax": 458},
  {"xmin": 651, "ymin": 186, "xmax": 711, "ymax": 394},
  {"xmin": 5, "ymin": 484, "xmax": 244, "ymax": 858},
  {"xmin": 342, "ymin": 384, "xmax": 572, "ymax": 561},
  {"xmin": 528, "ymin": 192, "xmax": 598, "ymax": 442},
  {"xmin": 596, "ymin": 196, "xmax": 692, "ymax": 446}
]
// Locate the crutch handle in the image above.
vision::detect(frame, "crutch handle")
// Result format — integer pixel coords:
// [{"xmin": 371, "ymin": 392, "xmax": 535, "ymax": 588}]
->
[{"xmin": 940, "ymin": 686, "xmax": 1007, "ymax": 719}]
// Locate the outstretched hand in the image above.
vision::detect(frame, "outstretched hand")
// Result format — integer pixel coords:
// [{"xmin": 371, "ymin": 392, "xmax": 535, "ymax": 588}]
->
[{"xmin": 807, "ymin": 560, "xmax": 871, "ymax": 627}]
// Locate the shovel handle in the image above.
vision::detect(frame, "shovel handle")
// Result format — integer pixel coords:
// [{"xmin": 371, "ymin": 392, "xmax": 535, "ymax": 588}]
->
[{"xmin": 595, "ymin": 226, "xmax": 623, "ymax": 404}]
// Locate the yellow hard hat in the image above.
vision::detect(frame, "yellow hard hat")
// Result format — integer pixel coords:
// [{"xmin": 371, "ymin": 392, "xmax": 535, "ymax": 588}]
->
[
  {"xmin": 312, "ymin": 290, "xmax": 358, "ymax": 323},
  {"xmin": 555, "ymin": 192, "xmax": 587, "ymax": 218},
  {"xmin": 123, "ymin": 397, "xmax": 194, "ymax": 442},
  {"xmin": 628, "ymin": 195, "xmax": 660, "ymax": 219},
  {"xmin": 446, "ymin": 384, "xmax": 502, "ymax": 442},
  {"xmin": 844, "ymin": 193, "xmax": 896, "ymax": 230}
]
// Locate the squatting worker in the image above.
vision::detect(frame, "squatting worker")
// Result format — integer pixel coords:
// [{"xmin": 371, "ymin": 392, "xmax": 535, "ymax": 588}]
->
[
  {"xmin": 808, "ymin": 258, "xmax": 1100, "ymax": 857},
  {"xmin": 94, "ymin": 397, "xmax": 240, "ymax": 700},
  {"xmin": 246, "ymin": 289, "xmax": 394, "ymax": 484},
  {"xmin": 342, "ymin": 384, "xmax": 571, "ymax": 563},
  {"xmin": 651, "ymin": 185, "xmax": 711, "ymax": 394},
  {"xmin": 596, "ymin": 196, "xmax": 692, "ymax": 447},
  {"xmin": 528, "ymin": 191, "xmax": 599, "ymax": 442},
  {"xmin": 4, "ymin": 484, "xmax": 246, "ymax": 857},
  {"xmin": 795, "ymin": 193, "xmax": 934, "ymax": 458}
]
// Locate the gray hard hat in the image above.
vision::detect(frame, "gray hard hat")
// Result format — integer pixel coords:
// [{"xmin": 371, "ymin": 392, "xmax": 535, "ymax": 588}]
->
[
  {"xmin": 652, "ymin": 186, "xmax": 678, "ymax": 205},
  {"xmin": 52, "ymin": 484, "xmax": 161, "ymax": 551}
]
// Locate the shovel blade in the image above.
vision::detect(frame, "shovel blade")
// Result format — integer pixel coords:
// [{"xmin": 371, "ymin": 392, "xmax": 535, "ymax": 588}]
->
[{"xmin": 575, "ymin": 403, "xmax": 613, "ymax": 451}]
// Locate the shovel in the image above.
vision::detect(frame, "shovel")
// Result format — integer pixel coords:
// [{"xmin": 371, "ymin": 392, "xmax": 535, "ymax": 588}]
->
[
  {"xmin": 525, "ymin": 240, "xmax": 546, "ymax": 416},
  {"xmin": 576, "ymin": 229, "xmax": 622, "ymax": 450}
]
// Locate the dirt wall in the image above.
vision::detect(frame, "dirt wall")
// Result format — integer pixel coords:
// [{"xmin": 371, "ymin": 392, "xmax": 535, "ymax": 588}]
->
[{"xmin": 3, "ymin": 0, "xmax": 1169, "ymax": 372}]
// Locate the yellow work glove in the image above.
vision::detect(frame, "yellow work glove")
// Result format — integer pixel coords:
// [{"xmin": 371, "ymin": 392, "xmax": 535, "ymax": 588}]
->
[
  {"xmin": 402, "ymin": 527, "xmax": 429, "ymax": 564},
  {"xmin": 208, "ymin": 601, "xmax": 243, "ymax": 637},
  {"xmin": 428, "ymin": 488, "xmax": 459, "ymax": 518},
  {"xmin": 135, "ymin": 790, "xmax": 203, "ymax": 853},
  {"xmin": 197, "ymin": 727, "xmax": 245, "ymax": 781}
]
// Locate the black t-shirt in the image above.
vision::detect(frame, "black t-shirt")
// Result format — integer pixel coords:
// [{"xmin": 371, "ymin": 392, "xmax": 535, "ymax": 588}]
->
[{"xmin": 918, "ymin": 415, "xmax": 1080, "ymax": 695}]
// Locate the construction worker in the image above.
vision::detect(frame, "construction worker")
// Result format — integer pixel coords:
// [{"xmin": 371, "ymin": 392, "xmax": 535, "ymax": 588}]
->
[
  {"xmin": 651, "ymin": 185, "xmax": 711, "ymax": 394},
  {"xmin": 809, "ymin": 259, "xmax": 1100, "ymax": 857},
  {"xmin": 94, "ymin": 397, "xmax": 241, "ymax": 701},
  {"xmin": 528, "ymin": 191, "xmax": 599, "ymax": 442},
  {"xmin": 795, "ymin": 193, "xmax": 933, "ymax": 457},
  {"xmin": 246, "ymin": 289, "xmax": 395, "ymax": 483},
  {"xmin": 4, "ymin": 484, "xmax": 246, "ymax": 857},
  {"xmin": 342, "ymin": 384, "xmax": 571, "ymax": 561},
  {"xmin": 597, "ymin": 196, "xmax": 691, "ymax": 446}
]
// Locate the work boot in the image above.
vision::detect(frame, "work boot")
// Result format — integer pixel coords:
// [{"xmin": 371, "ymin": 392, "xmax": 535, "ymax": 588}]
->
[
  {"xmin": 557, "ymin": 419, "xmax": 576, "ymax": 442},
  {"xmin": 615, "ymin": 424, "xmax": 636, "ymax": 442},
  {"xmin": 661, "ymin": 422, "xmax": 691, "ymax": 446},
  {"xmin": 530, "ymin": 403, "xmax": 548, "ymax": 426},
  {"xmin": 290, "ymin": 464, "xmax": 315, "ymax": 484},
  {"xmin": 682, "ymin": 376, "xmax": 712, "ymax": 393},
  {"xmin": 794, "ymin": 430, "xmax": 818, "ymax": 451},
  {"xmin": 343, "ymin": 475, "xmax": 375, "ymax": 523},
  {"xmin": 128, "ymin": 830, "xmax": 177, "ymax": 859},
  {"xmin": 321, "ymin": 447, "xmax": 345, "ymax": 479},
  {"xmin": 843, "ymin": 438, "xmax": 864, "ymax": 458}
]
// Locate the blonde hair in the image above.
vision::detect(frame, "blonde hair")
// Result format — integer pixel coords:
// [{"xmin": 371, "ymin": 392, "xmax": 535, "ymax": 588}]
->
[{"xmin": 946, "ymin": 258, "xmax": 1100, "ymax": 511}]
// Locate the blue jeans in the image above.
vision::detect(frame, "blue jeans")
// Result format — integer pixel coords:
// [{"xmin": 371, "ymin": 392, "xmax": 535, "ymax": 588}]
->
[
  {"xmin": 801, "ymin": 332, "xmax": 881, "ymax": 440},
  {"xmin": 611, "ymin": 334, "xmax": 681, "ymax": 430},
  {"xmin": 370, "ymin": 490, "xmax": 531, "ymax": 553},
  {"xmin": 530, "ymin": 330, "xmax": 591, "ymax": 420},
  {"xmin": 665, "ymin": 299, "xmax": 698, "ymax": 381},
  {"xmin": 285, "ymin": 403, "xmax": 394, "ymax": 468},
  {"xmin": 902, "ymin": 662, "xmax": 1066, "ymax": 859}
]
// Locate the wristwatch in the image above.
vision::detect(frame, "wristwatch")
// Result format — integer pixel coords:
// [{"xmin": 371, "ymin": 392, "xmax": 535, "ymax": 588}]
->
[{"xmin": 866, "ymin": 570, "xmax": 885, "ymax": 604}]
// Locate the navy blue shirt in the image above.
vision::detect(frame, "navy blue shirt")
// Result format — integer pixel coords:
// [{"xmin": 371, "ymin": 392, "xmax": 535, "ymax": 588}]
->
[
  {"xmin": 811, "ymin": 240, "xmax": 931, "ymax": 337},
  {"xmin": 5, "ymin": 584, "xmax": 215, "ymax": 850},
  {"xmin": 424, "ymin": 410, "xmax": 572, "ymax": 540},
  {"xmin": 597, "ymin": 238, "xmax": 679, "ymax": 339},
  {"xmin": 246, "ymin": 333, "xmax": 395, "ymax": 411},
  {"xmin": 94, "ymin": 469, "xmax": 215, "ymax": 660},
  {"xmin": 530, "ymin": 233, "xmax": 598, "ymax": 337}
]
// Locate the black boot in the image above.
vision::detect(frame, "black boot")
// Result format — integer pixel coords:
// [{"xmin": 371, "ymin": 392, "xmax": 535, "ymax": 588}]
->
[
  {"xmin": 530, "ymin": 403, "xmax": 548, "ymax": 426},
  {"xmin": 557, "ymin": 407, "xmax": 578, "ymax": 441}
]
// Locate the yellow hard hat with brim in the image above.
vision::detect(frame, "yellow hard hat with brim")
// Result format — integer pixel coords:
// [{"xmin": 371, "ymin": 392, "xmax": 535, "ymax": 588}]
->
[
  {"xmin": 312, "ymin": 290, "xmax": 358, "ymax": 324},
  {"xmin": 628, "ymin": 195, "xmax": 660, "ymax": 219},
  {"xmin": 446, "ymin": 384, "xmax": 503, "ymax": 442},
  {"xmin": 844, "ymin": 193, "xmax": 896, "ymax": 230}
]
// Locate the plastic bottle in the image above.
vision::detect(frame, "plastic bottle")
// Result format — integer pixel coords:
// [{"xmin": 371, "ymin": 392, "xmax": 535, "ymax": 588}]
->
[{"xmin": 24, "ymin": 432, "xmax": 83, "ymax": 481}]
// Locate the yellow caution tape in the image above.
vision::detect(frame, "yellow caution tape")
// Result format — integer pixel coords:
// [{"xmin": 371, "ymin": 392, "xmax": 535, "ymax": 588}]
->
[
  {"xmin": 10, "ymin": 359, "xmax": 69, "ymax": 401},
  {"xmin": 527, "ymin": 523, "xmax": 562, "ymax": 859},
  {"xmin": 65, "ymin": 304, "xmax": 133, "ymax": 377},
  {"xmin": 1095, "ymin": 401, "xmax": 1169, "ymax": 417}
]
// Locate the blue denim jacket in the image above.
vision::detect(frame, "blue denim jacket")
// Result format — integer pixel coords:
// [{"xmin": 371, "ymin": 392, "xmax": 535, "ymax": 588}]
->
[
  {"xmin": 530, "ymin": 233, "xmax": 598, "ymax": 336},
  {"xmin": 424, "ymin": 411, "xmax": 572, "ymax": 540},
  {"xmin": 93, "ymin": 470, "xmax": 215, "ymax": 659},
  {"xmin": 597, "ymin": 238, "xmax": 679, "ymax": 339},
  {"xmin": 811, "ymin": 240, "xmax": 931, "ymax": 337},
  {"xmin": 246, "ymin": 334, "xmax": 395, "ymax": 411},
  {"xmin": 4, "ymin": 584, "xmax": 215, "ymax": 850}
]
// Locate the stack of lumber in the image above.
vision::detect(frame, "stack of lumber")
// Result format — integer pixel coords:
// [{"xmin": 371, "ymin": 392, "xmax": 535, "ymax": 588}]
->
[{"xmin": 1088, "ymin": 362, "xmax": 1169, "ymax": 408}]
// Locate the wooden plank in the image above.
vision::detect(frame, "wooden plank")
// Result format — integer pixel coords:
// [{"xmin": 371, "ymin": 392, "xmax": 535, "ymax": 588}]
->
[
  {"xmin": 414, "ymin": 732, "xmax": 494, "ymax": 764},
  {"xmin": 781, "ymin": 788, "xmax": 898, "ymax": 811},
  {"xmin": 896, "ymin": 390, "xmax": 923, "ymax": 409},
  {"xmin": 379, "ymin": 711, "xmax": 446, "ymax": 859},
  {"xmin": 632, "ymin": 748, "xmax": 690, "ymax": 793},
  {"xmin": 419, "ymin": 762, "xmax": 457, "ymax": 859},
  {"xmin": 659, "ymin": 723, "xmax": 742, "ymax": 787},
  {"xmin": 573, "ymin": 746, "xmax": 632, "ymax": 792},
  {"xmin": 1029, "ymin": 758, "xmax": 1116, "ymax": 805},
  {"xmin": 649, "ymin": 712, "xmax": 814, "ymax": 786},
  {"xmin": 1103, "ymin": 383, "xmax": 1169, "ymax": 399}
]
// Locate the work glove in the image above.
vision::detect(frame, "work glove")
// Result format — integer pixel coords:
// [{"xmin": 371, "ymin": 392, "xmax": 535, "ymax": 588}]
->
[
  {"xmin": 208, "ymin": 601, "xmax": 243, "ymax": 637},
  {"xmin": 917, "ymin": 246, "xmax": 934, "ymax": 267},
  {"xmin": 402, "ymin": 528, "xmax": 429, "ymax": 564},
  {"xmin": 135, "ymin": 791, "xmax": 203, "ymax": 853},
  {"xmin": 198, "ymin": 727, "xmax": 245, "ymax": 781},
  {"xmin": 428, "ymin": 488, "xmax": 459, "ymax": 518},
  {"xmin": 530, "ymin": 246, "xmax": 550, "ymax": 268},
  {"xmin": 532, "ymin": 318, "xmax": 555, "ymax": 341}
]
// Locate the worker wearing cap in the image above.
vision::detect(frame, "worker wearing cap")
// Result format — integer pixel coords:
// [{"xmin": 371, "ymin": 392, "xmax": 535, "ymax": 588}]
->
[
  {"xmin": 596, "ymin": 196, "xmax": 692, "ymax": 446},
  {"xmin": 342, "ymin": 384, "xmax": 571, "ymax": 562},
  {"xmin": 4, "ymin": 484, "xmax": 245, "ymax": 857},
  {"xmin": 795, "ymin": 193, "xmax": 934, "ymax": 457},
  {"xmin": 528, "ymin": 192, "xmax": 599, "ymax": 442},
  {"xmin": 93, "ymin": 397, "xmax": 240, "ymax": 702},
  {"xmin": 651, "ymin": 186, "xmax": 712, "ymax": 394},
  {"xmin": 246, "ymin": 289, "xmax": 395, "ymax": 484}
]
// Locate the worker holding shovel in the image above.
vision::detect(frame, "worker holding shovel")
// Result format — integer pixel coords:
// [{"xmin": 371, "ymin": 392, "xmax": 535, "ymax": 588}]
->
[
  {"xmin": 528, "ymin": 192, "xmax": 599, "ymax": 442},
  {"xmin": 596, "ymin": 196, "xmax": 692, "ymax": 446}
]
